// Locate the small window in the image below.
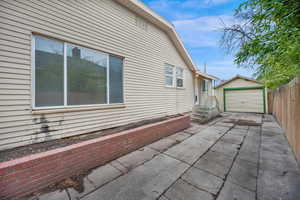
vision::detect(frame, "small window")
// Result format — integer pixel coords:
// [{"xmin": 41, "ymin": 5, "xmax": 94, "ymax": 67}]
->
[
  {"xmin": 176, "ymin": 67, "xmax": 184, "ymax": 88},
  {"xmin": 202, "ymin": 80, "xmax": 208, "ymax": 92},
  {"xmin": 164, "ymin": 64, "xmax": 174, "ymax": 87}
]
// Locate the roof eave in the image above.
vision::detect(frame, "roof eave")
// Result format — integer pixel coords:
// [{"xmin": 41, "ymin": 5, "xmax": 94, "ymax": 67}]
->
[
  {"xmin": 214, "ymin": 75, "xmax": 263, "ymax": 89},
  {"xmin": 196, "ymin": 72, "xmax": 218, "ymax": 80},
  {"xmin": 115, "ymin": 0, "xmax": 197, "ymax": 72}
]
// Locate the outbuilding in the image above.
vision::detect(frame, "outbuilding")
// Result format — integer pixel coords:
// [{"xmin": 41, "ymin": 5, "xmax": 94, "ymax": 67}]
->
[{"xmin": 214, "ymin": 75, "xmax": 267, "ymax": 113}]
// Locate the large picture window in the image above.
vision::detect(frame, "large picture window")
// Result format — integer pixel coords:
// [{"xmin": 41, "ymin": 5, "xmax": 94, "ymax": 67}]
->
[{"xmin": 33, "ymin": 35, "xmax": 123, "ymax": 108}]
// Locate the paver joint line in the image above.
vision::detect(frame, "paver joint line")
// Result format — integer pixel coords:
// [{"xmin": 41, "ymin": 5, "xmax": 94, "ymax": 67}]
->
[
  {"xmin": 180, "ymin": 178, "xmax": 217, "ymax": 197},
  {"xmin": 157, "ymin": 122, "xmax": 236, "ymax": 200},
  {"xmin": 214, "ymin": 124, "xmax": 250, "ymax": 199},
  {"xmin": 32, "ymin": 113, "xmax": 300, "ymax": 200},
  {"xmin": 255, "ymin": 121, "xmax": 263, "ymax": 200},
  {"xmin": 110, "ymin": 160, "xmax": 128, "ymax": 174}
]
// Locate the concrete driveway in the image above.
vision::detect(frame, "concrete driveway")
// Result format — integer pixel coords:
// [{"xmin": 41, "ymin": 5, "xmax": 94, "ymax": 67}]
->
[{"xmin": 37, "ymin": 113, "xmax": 300, "ymax": 200}]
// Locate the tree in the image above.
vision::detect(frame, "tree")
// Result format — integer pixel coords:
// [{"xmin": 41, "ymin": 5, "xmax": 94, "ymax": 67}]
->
[{"xmin": 221, "ymin": 0, "xmax": 300, "ymax": 89}]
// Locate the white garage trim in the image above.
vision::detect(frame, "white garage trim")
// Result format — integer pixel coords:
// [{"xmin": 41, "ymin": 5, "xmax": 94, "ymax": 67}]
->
[{"xmin": 223, "ymin": 86, "xmax": 266, "ymax": 113}]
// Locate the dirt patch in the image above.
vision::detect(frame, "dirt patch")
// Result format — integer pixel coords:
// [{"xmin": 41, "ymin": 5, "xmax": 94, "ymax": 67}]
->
[
  {"xmin": 23, "ymin": 169, "xmax": 92, "ymax": 200},
  {"xmin": 0, "ymin": 114, "xmax": 184, "ymax": 162},
  {"xmin": 224, "ymin": 119, "xmax": 261, "ymax": 126}
]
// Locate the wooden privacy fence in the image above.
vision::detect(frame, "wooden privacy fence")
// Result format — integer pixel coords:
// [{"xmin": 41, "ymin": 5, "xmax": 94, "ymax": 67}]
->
[{"xmin": 268, "ymin": 76, "xmax": 300, "ymax": 164}]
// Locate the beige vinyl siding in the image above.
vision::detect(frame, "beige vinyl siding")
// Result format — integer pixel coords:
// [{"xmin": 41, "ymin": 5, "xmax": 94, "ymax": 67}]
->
[{"xmin": 0, "ymin": 0, "xmax": 195, "ymax": 150}]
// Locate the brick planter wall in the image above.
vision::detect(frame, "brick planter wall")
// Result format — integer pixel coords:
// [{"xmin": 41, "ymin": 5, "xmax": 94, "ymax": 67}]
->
[{"xmin": 0, "ymin": 115, "xmax": 190, "ymax": 200}]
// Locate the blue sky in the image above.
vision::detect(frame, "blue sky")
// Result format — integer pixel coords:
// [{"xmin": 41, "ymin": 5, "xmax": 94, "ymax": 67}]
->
[{"xmin": 141, "ymin": 0, "xmax": 255, "ymax": 80}]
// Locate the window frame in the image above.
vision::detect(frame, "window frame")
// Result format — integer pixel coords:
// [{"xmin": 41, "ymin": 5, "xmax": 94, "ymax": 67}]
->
[
  {"xmin": 31, "ymin": 35, "xmax": 124, "ymax": 110},
  {"xmin": 164, "ymin": 64, "xmax": 175, "ymax": 88},
  {"xmin": 176, "ymin": 67, "xmax": 184, "ymax": 88},
  {"xmin": 164, "ymin": 64, "xmax": 185, "ymax": 89},
  {"xmin": 202, "ymin": 79, "xmax": 208, "ymax": 92}
]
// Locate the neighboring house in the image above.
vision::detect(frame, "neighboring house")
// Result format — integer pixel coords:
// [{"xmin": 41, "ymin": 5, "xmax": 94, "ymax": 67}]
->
[
  {"xmin": 0, "ymin": 0, "xmax": 215, "ymax": 150},
  {"xmin": 214, "ymin": 75, "xmax": 267, "ymax": 113}
]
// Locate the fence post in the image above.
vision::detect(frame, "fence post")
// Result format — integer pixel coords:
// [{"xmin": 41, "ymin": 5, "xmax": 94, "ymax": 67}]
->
[{"xmin": 295, "ymin": 77, "xmax": 300, "ymax": 163}]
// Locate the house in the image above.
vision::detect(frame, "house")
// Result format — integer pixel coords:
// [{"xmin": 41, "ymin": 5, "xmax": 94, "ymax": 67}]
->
[
  {"xmin": 214, "ymin": 75, "xmax": 267, "ymax": 113},
  {"xmin": 0, "ymin": 0, "xmax": 215, "ymax": 151}
]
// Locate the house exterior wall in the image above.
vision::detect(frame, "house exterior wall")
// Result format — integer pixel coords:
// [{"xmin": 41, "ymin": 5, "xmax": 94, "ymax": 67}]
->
[
  {"xmin": 214, "ymin": 78, "xmax": 263, "ymax": 112},
  {"xmin": 0, "ymin": 0, "xmax": 195, "ymax": 150}
]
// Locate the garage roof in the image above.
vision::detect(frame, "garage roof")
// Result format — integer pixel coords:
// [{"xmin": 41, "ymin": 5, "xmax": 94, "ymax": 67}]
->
[{"xmin": 214, "ymin": 75, "xmax": 263, "ymax": 89}]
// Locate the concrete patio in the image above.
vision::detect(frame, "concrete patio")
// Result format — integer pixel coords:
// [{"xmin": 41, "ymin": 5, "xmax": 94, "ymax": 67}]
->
[{"xmin": 35, "ymin": 113, "xmax": 300, "ymax": 200}]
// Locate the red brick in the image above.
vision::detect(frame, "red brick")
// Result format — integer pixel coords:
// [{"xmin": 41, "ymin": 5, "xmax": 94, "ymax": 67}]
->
[{"xmin": 0, "ymin": 115, "xmax": 190, "ymax": 199}]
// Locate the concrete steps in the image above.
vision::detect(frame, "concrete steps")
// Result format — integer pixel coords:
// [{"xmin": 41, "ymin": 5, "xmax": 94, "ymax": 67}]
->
[{"xmin": 192, "ymin": 106, "xmax": 219, "ymax": 124}]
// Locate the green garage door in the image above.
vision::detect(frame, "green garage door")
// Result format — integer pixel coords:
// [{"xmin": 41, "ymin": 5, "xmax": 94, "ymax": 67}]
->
[{"xmin": 224, "ymin": 86, "xmax": 265, "ymax": 113}]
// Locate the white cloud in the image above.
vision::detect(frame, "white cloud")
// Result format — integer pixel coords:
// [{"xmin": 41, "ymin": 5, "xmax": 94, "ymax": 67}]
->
[
  {"xmin": 147, "ymin": 0, "xmax": 233, "ymax": 15},
  {"xmin": 206, "ymin": 60, "xmax": 255, "ymax": 80},
  {"xmin": 204, "ymin": 0, "xmax": 232, "ymax": 5},
  {"xmin": 147, "ymin": 0, "xmax": 179, "ymax": 12},
  {"xmin": 209, "ymin": 60, "xmax": 235, "ymax": 66},
  {"xmin": 173, "ymin": 13, "xmax": 199, "ymax": 20},
  {"xmin": 173, "ymin": 15, "xmax": 236, "ymax": 47},
  {"xmin": 173, "ymin": 15, "xmax": 235, "ymax": 31},
  {"xmin": 182, "ymin": 0, "xmax": 232, "ymax": 8}
]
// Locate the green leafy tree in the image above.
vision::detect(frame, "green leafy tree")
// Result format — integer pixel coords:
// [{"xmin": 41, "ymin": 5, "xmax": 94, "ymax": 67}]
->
[{"xmin": 221, "ymin": 0, "xmax": 300, "ymax": 89}]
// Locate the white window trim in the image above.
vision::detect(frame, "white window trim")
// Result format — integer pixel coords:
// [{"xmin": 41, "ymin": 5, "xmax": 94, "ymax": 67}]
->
[
  {"xmin": 164, "ymin": 64, "xmax": 175, "ymax": 88},
  {"xmin": 164, "ymin": 64, "xmax": 185, "ymax": 89},
  {"xmin": 31, "ymin": 35, "xmax": 36, "ymax": 109},
  {"xmin": 107, "ymin": 53, "xmax": 110, "ymax": 104},
  {"xmin": 31, "ymin": 35, "xmax": 124, "ymax": 110},
  {"xmin": 63, "ymin": 42, "xmax": 67, "ymax": 106}
]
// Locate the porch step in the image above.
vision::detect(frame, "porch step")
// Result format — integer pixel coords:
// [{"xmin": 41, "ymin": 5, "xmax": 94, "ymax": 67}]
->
[
  {"xmin": 193, "ymin": 105, "xmax": 212, "ymax": 110},
  {"xmin": 192, "ymin": 106, "xmax": 220, "ymax": 124},
  {"xmin": 191, "ymin": 116, "xmax": 209, "ymax": 123},
  {"xmin": 193, "ymin": 113, "xmax": 208, "ymax": 118},
  {"xmin": 192, "ymin": 96, "xmax": 220, "ymax": 124},
  {"xmin": 193, "ymin": 109, "xmax": 210, "ymax": 114}
]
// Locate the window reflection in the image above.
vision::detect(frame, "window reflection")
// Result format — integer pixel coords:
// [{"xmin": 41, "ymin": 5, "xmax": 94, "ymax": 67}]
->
[
  {"xmin": 67, "ymin": 45, "xmax": 107, "ymax": 105},
  {"xmin": 34, "ymin": 35, "xmax": 124, "ymax": 107},
  {"xmin": 35, "ymin": 36, "xmax": 64, "ymax": 107},
  {"xmin": 109, "ymin": 55, "xmax": 123, "ymax": 103}
]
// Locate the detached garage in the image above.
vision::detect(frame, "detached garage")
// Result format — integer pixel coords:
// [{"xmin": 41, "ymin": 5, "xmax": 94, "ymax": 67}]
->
[{"xmin": 214, "ymin": 75, "xmax": 267, "ymax": 113}]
